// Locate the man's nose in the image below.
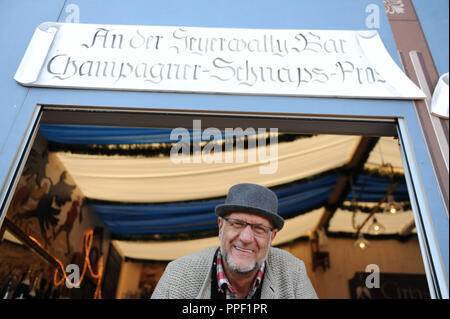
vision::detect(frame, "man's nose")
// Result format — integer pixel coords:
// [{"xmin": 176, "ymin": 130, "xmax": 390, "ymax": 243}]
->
[{"xmin": 239, "ymin": 224, "xmax": 255, "ymax": 242}]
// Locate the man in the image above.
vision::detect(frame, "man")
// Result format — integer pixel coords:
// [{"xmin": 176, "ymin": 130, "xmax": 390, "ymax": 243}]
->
[{"xmin": 151, "ymin": 183, "xmax": 318, "ymax": 299}]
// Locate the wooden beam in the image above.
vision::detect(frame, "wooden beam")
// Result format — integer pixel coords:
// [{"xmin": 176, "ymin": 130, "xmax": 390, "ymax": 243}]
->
[
  {"xmin": 3, "ymin": 216, "xmax": 60, "ymax": 269},
  {"xmin": 313, "ymin": 136, "xmax": 380, "ymax": 236}
]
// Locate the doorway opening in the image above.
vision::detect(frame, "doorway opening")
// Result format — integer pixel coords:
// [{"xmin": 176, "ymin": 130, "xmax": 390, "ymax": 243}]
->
[{"xmin": 0, "ymin": 105, "xmax": 433, "ymax": 299}]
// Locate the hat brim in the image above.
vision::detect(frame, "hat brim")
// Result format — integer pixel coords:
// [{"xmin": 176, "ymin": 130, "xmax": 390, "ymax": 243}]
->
[{"xmin": 215, "ymin": 204, "xmax": 284, "ymax": 230}]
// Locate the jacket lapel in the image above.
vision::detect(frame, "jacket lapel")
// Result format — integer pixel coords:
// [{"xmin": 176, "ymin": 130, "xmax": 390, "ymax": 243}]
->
[
  {"xmin": 261, "ymin": 263, "xmax": 277, "ymax": 299},
  {"xmin": 196, "ymin": 272, "xmax": 212, "ymax": 299}
]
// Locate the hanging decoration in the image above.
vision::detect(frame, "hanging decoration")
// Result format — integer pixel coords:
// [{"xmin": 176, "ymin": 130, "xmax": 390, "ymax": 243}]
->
[
  {"xmin": 384, "ymin": 194, "xmax": 404, "ymax": 214},
  {"xmin": 354, "ymin": 233, "xmax": 370, "ymax": 250},
  {"xmin": 367, "ymin": 218, "xmax": 386, "ymax": 235},
  {"xmin": 379, "ymin": 162, "xmax": 404, "ymax": 215},
  {"xmin": 348, "ymin": 160, "xmax": 406, "ymax": 248},
  {"xmin": 53, "ymin": 229, "xmax": 104, "ymax": 299}
]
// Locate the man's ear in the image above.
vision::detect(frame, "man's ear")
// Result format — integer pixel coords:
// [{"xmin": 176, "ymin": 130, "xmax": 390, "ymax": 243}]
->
[
  {"xmin": 218, "ymin": 217, "xmax": 224, "ymax": 236},
  {"xmin": 270, "ymin": 229, "xmax": 278, "ymax": 242}
]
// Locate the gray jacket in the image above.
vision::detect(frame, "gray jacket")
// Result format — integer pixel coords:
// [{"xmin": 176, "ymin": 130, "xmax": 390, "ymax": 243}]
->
[{"xmin": 151, "ymin": 246, "xmax": 318, "ymax": 299}]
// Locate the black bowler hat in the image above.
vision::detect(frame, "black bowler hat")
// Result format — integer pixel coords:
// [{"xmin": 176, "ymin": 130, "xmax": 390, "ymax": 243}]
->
[{"xmin": 215, "ymin": 183, "xmax": 284, "ymax": 230}]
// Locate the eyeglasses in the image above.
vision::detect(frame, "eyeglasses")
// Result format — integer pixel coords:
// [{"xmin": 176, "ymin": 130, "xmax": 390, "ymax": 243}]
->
[{"xmin": 222, "ymin": 217, "xmax": 274, "ymax": 238}]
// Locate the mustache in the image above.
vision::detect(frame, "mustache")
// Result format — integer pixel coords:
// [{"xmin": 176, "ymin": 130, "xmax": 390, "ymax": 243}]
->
[{"xmin": 223, "ymin": 250, "xmax": 260, "ymax": 274}]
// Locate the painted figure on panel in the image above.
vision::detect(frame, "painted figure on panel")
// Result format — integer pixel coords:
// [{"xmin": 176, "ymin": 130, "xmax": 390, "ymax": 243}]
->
[
  {"xmin": 9, "ymin": 150, "xmax": 76, "ymax": 247},
  {"xmin": 54, "ymin": 197, "xmax": 84, "ymax": 255}
]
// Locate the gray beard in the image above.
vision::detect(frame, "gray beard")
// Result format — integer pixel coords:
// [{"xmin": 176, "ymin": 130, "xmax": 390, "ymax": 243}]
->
[{"xmin": 222, "ymin": 250, "xmax": 261, "ymax": 274}]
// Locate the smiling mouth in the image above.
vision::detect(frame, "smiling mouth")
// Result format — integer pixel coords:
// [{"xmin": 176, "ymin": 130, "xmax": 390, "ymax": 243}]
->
[{"xmin": 234, "ymin": 246, "xmax": 253, "ymax": 254}]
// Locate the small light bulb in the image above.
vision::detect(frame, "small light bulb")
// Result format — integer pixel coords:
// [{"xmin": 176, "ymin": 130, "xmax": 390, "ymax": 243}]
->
[
  {"xmin": 390, "ymin": 205, "xmax": 397, "ymax": 214},
  {"xmin": 355, "ymin": 234, "xmax": 369, "ymax": 250}
]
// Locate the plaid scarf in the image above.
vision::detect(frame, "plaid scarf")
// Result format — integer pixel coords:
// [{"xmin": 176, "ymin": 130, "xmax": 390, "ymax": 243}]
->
[{"xmin": 216, "ymin": 249, "xmax": 265, "ymax": 299}]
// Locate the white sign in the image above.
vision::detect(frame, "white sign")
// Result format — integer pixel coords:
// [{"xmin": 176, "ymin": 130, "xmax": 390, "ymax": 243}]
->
[
  {"xmin": 431, "ymin": 73, "xmax": 449, "ymax": 119},
  {"xmin": 15, "ymin": 22, "xmax": 425, "ymax": 100}
]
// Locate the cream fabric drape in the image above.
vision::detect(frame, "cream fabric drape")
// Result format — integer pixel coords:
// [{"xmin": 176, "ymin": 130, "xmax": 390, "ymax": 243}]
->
[{"xmin": 56, "ymin": 135, "xmax": 367, "ymax": 202}]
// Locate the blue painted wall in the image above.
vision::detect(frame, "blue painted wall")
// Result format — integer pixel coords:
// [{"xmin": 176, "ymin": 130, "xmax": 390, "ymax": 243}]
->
[
  {"xmin": 413, "ymin": 0, "xmax": 449, "ymax": 75},
  {"xmin": 0, "ymin": 0, "xmax": 447, "ymax": 293}
]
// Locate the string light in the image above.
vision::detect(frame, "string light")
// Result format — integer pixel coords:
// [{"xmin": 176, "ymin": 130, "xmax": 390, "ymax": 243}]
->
[
  {"xmin": 358, "ymin": 241, "xmax": 367, "ymax": 250},
  {"xmin": 354, "ymin": 233, "xmax": 370, "ymax": 250},
  {"xmin": 384, "ymin": 195, "xmax": 403, "ymax": 215},
  {"xmin": 368, "ymin": 217, "xmax": 385, "ymax": 235}
]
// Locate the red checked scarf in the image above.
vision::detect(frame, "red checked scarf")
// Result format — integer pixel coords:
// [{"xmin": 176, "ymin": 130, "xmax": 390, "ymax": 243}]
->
[{"xmin": 216, "ymin": 249, "xmax": 265, "ymax": 299}]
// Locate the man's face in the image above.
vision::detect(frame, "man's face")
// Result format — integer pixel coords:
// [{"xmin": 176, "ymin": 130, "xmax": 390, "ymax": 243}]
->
[{"xmin": 218, "ymin": 212, "xmax": 278, "ymax": 275}]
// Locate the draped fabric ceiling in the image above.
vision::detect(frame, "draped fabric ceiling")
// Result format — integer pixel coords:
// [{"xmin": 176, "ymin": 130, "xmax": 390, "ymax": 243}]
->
[{"xmin": 39, "ymin": 125, "xmax": 415, "ymax": 260}]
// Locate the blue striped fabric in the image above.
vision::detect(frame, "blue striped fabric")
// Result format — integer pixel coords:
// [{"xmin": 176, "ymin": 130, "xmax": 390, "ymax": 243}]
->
[
  {"xmin": 90, "ymin": 173, "xmax": 409, "ymax": 235},
  {"xmin": 39, "ymin": 124, "xmax": 257, "ymax": 145}
]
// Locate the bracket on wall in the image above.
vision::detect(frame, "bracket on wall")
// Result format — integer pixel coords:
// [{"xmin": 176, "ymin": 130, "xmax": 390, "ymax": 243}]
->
[{"xmin": 310, "ymin": 232, "xmax": 330, "ymax": 272}]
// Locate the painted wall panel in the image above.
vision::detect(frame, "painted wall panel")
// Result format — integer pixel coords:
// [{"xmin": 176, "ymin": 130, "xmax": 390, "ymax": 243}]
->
[
  {"xmin": 413, "ymin": 0, "xmax": 449, "ymax": 75},
  {"xmin": 0, "ymin": 0, "xmax": 65, "ymax": 192}
]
